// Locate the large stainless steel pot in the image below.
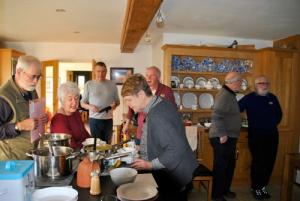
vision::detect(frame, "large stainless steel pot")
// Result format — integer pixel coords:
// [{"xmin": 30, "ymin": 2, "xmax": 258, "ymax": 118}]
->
[
  {"xmin": 27, "ymin": 146, "xmax": 77, "ymax": 179},
  {"xmin": 39, "ymin": 133, "xmax": 71, "ymax": 148}
]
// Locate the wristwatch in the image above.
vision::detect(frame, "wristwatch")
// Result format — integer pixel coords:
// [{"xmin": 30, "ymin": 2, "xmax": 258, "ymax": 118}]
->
[{"xmin": 15, "ymin": 123, "xmax": 20, "ymax": 131}]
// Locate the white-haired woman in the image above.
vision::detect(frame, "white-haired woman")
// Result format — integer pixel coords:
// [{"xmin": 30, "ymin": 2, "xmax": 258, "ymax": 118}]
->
[{"xmin": 50, "ymin": 82, "xmax": 90, "ymax": 149}]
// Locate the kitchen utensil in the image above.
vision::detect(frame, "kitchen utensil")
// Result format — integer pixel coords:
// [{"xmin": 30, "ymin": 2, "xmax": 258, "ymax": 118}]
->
[
  {"xmin": 39, "ymin": 133, "xmax": 71, "ymax": 148},
  {"xmin": 110, "ymin": 167, "xmax": 137, "ymax": 186},
  {"xmin": 26, "ymin": 146, "xmax": 78, "ymax": 179}
]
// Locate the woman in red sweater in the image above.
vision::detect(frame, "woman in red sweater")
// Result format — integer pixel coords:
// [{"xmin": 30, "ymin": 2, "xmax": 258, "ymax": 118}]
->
[{"xmin": 50, "ymin": 82, "xmax": 90, "ymax": 149}]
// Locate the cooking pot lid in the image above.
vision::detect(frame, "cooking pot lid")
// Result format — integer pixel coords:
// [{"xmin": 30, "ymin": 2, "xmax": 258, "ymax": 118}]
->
[{"xmin": 32, "ymin": 146, "xmax": 73, "ymax": 156}]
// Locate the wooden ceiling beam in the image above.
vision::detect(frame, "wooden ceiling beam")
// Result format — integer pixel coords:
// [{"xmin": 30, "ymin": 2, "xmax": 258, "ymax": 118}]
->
[{"xmin": 120, "ymin": 0, "xmax": 162, "ymax": 53}]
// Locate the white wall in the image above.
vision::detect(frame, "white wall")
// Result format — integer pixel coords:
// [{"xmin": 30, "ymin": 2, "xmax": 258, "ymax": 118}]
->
[{"xmin": 4, "ymin": 42, "xmax": 153, "ymax": 125}]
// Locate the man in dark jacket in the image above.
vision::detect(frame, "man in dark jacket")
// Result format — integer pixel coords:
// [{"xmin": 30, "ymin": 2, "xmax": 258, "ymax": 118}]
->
[
  {"xmin": 121, "ymin": 74, "xmax": 197, "ymax": 201},
  {"xmin": 239, "ymin": 75, "xmax": 282, "ymax": 200},
  {"xmin": 209, "ymin": 71, "xmax": 242, "ymax": 201}
]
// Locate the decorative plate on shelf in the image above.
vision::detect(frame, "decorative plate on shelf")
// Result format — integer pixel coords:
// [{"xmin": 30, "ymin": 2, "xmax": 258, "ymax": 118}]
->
[
  {"xmin": 241, "ymin": 79, "xmax": 248, "ymax": 90},
  {"xmin": 236, "ymin": 93, "xmax": 245, "ymax": 101},
  {"xmin": 208, "ymin": 78, "xmax": 220, "ymax": 89},
  {"xmin": 173, "ymin": 92, "xmax": 181, "ymax": 106},
  {"xmin": 183, "ymin": 76, "xmax": 194, "ymax": 88},
  {"xmin": 171, "ymin": 76, "xmax": 180, "ymax": 88},
  {"xmin": 199, "ymin": 93, "xmax": 214, "ymax": 109},
  {"xmin": 195, "ymin": 77, "xmax": 207, "ymax": 88},
  {"xmin": 182, "ymin": 92, "xmax": 197, "ymax": 109}
]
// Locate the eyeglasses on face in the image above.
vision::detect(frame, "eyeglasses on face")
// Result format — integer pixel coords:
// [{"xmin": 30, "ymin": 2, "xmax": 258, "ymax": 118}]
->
[
  {"xmin": 23, "ymin": 70, "xmax": 42, "ymax": 81},
  {"xmin": 256, "ymin": 82, "xmax": 269, "ymax": 85}
]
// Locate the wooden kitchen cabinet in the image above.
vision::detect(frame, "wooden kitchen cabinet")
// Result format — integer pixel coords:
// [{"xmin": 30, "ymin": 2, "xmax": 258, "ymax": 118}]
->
[
  {"xmin": 162, "ymin": 43, "xmax": 300, "ymax": 186},
  {"xmin": 0, "ymin": 48, "xmax": 25, "ymax": 85}
]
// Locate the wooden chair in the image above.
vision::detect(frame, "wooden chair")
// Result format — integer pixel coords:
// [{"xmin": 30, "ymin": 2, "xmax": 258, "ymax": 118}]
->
[{"xmin": 186, "ymin": 126, "xmax": 213, "ymax": 201}]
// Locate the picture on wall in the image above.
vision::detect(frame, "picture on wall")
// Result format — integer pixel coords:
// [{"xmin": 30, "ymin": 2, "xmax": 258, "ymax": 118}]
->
[{"xmin": 110, "ymin": 67, "xmax": 134, "ymax": 85}]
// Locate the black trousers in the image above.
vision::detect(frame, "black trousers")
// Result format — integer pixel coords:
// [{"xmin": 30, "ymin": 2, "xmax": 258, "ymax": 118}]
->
[
  {"xmin": 89, "ymin": 118, "xmax": 113, "ymax": 143},
  {"xmin": 248, "ymin": 131, "xmax": 279, "ymax": 190},
  {"xmin": 152, "ymin": 170, "xmax": 192, "ymax": 201},
  {"xmin": 210, "ymin": 137, "xmax": 237, "ymax": 198}
]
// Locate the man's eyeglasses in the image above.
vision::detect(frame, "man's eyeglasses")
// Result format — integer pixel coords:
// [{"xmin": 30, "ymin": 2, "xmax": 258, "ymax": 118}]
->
[
  {"xmin": 256, "ymin": 82, "xmax": 269, "ymax": 85},
  {"xmin": 23, "ymin": 71, "xmax": 42, "ymax": 81}
]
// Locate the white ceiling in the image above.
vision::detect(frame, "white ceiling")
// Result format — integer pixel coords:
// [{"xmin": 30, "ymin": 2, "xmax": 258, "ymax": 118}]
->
[{"xmin": 0, "ymin": 0, "xmax": 299, "ymax": 44}]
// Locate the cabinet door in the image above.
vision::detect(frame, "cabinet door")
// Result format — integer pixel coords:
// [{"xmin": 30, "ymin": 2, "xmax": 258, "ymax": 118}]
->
[
  {"xmin": 255, "ymin": 49, "xmax": 296, "ymax": 132},
  {"xmin": 233, "ymin": 141, "xmax": 251, "ymax": 185}
]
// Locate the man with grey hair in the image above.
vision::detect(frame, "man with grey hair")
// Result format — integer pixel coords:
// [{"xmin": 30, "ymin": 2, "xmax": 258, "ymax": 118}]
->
[
  {"xmin": 122, "ymin": 66, "xmax": 175, "ymax": 144},
  {"xmin": 209, "ymin": 71, "xmax": 242, "ymax": 201},
  {"xmin": 0, "ymin": 55, "xmax": 48, "ymax": 160},
  {"xmin": 239, "ymin": 75, "xmax": 282, "ymax": 200}
]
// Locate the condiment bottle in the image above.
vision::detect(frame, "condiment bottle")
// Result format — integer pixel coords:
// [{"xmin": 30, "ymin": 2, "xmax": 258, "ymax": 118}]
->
[
  {"xmin": 77, "ymin": 156, "xmax": 100, "ymax": 188},
  {"xmin": 90, "ymin": 170, "xmax": 101, "ymax": 195}
]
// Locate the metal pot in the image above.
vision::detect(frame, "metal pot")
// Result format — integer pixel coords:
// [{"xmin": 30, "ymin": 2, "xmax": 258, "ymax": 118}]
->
[
  {"xmin": 27, "ymin": 146, "xmax": 78, "ymax": 179},
  {"xmin": 39, "ymin": 133, "xmax": 71, "ymax": 148}
]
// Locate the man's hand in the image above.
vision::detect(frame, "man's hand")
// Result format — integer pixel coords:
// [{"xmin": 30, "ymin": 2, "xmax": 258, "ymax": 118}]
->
[
  {"xmin": 220, "ymin": 135, "xmax": 228, "ymax": 144},
  {"xmin": 122, "ymin": 119, "xmax": 130, "ymax": 134},
  {"xmin": 17, "ymin": 118, "xmax": 38, "ymax": 131},
  {"xmin": 89, "ymin": 105, "xmax": 100, "ymax": 113},
  {"xmin": 131, "ymin": 158, "xmax": 152, "ymax": 170},
  {"xmin": 110, "ymin": 101, "xmax": 117, "ymax": 110},
  {"xmin": 39, "ymin": 114, "xmax": 48, "ymax": 125}
]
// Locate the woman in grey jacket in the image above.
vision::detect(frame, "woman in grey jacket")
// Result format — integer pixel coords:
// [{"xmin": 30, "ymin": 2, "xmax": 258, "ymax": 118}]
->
[{"xmin": 121, "ymin": 74, "xmax": 197, "ymax": 201}]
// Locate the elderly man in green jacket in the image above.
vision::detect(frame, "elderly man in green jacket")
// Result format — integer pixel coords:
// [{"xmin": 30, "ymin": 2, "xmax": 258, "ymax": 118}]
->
[{"xmin": 0, "ymin": 55, "xmax": 48, "ymax": 160}]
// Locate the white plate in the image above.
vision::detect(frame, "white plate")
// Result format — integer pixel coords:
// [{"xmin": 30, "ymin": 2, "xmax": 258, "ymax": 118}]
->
[
  {"xmin": 173, "ymin": 92, "xmax": 181, "ymax": 106},
  {"xmin": 32, "ymin": 187, "xmax": 78, "ymax": 201},
  {"xmin": 117, "ymin": 182, "xmax": 158, "ymax": 201},
  {"xmin": 236, "ymin": 93, "xmax": 245, "ymax": 101},
  {"xmin": 171, "ymin": 76, "xmax": 180, "ymax": 88},
  {"xmin": 208, "ymin": 78, "xmax": 220, "ymax": 89},
  {"xmin": 199, "ymin": 93, "xmax": 214, "ymax": 109},
  {"xmin": 195, "ymin": 77, "xmax": 207, "ymax": 88},
  {"xmin": 182, "ymin": 93, "xmax": 197, "ymax": 109},
  {"xmin": 182, "ymin": 77, "xmax": 194, "ymax": 88}
]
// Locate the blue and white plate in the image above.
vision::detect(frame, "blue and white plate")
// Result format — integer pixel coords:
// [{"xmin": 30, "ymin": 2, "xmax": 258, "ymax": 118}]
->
[
  {"xmin": 195, "ymin": 77, "xmax": 207, "ymax": 88},
  {"xmin": 173, "ymin": 92, "xmax": 181, "ymax": 106},
  {"xmin": 171, "ymin": 76, "xmax": 180, "ymax": 88},
  {"xmin": 182, "ymin": 93, "xmax": 197, "ymax": 109},
  {"xmin": 183, "ymin": 77, "xmax": 194, "ymax": 88},
  {"xmin": 208, "ymin": 78, "xmax": 220, "ymax": 89},
  {"xmin": 199, "ymin": 93, "xmax": 214, "ymax": 109}
]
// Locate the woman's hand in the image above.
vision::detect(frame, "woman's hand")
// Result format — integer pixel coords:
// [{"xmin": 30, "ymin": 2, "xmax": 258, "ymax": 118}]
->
[{"xmin": 131, "ymin": 158, "xmax": 152, "ymax": 170}]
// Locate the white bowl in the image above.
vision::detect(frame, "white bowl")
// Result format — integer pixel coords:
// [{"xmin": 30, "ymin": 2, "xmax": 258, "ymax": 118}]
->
[
  {"xmin": 110, "ymin": 167, "xmax": 137, "ymax": 186},
  {"xmin": 82, "ymin": 138, "xmax": 106, "ymax": 146},
  {"xmin": 204, "ymin": 122, "xmax": 212, "ymax": 128},
  {"xmin": 32, "ymin": 187, "xmax": 78, "ymax": 201}
]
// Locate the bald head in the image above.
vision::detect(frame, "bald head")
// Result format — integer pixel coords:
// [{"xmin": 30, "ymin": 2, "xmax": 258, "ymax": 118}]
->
[{"xmin": 224, "ymin": 72, "xmax": 242, "ymax": 92}]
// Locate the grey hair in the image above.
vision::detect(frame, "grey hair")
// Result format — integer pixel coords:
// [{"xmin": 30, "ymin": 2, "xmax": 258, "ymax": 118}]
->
[
  {"xmin": 225, "ymin": 74, "xmax": 241, "ymax": 84},
  {"xmin": 16, "ymin": 55, "xmax": 41, "ymax": 71},
  {"xmin": 147, "ymin": 66, "xmax": 161, "ymax": 78},
  {"xmin": 58, "ymin": 82, "xmax": 80, "ymax": 104}
]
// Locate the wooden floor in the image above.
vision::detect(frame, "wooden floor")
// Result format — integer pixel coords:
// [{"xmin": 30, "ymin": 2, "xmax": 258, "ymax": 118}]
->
[{"xmin": 189, "ymin": 184, "xmax": 300, "ymax": 201}]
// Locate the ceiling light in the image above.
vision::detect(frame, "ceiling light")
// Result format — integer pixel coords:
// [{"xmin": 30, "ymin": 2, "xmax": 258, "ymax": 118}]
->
[
  {"xmin": 144, "ymin": 32, "xmax": 152, "ymax": 43},
  {"xmin": 56, "ymin": 8, "xmax": 66, "ymax": 12},
  {"xmin": 156, "ymin": 9, "xmax": 164, "ymax": 28}
]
